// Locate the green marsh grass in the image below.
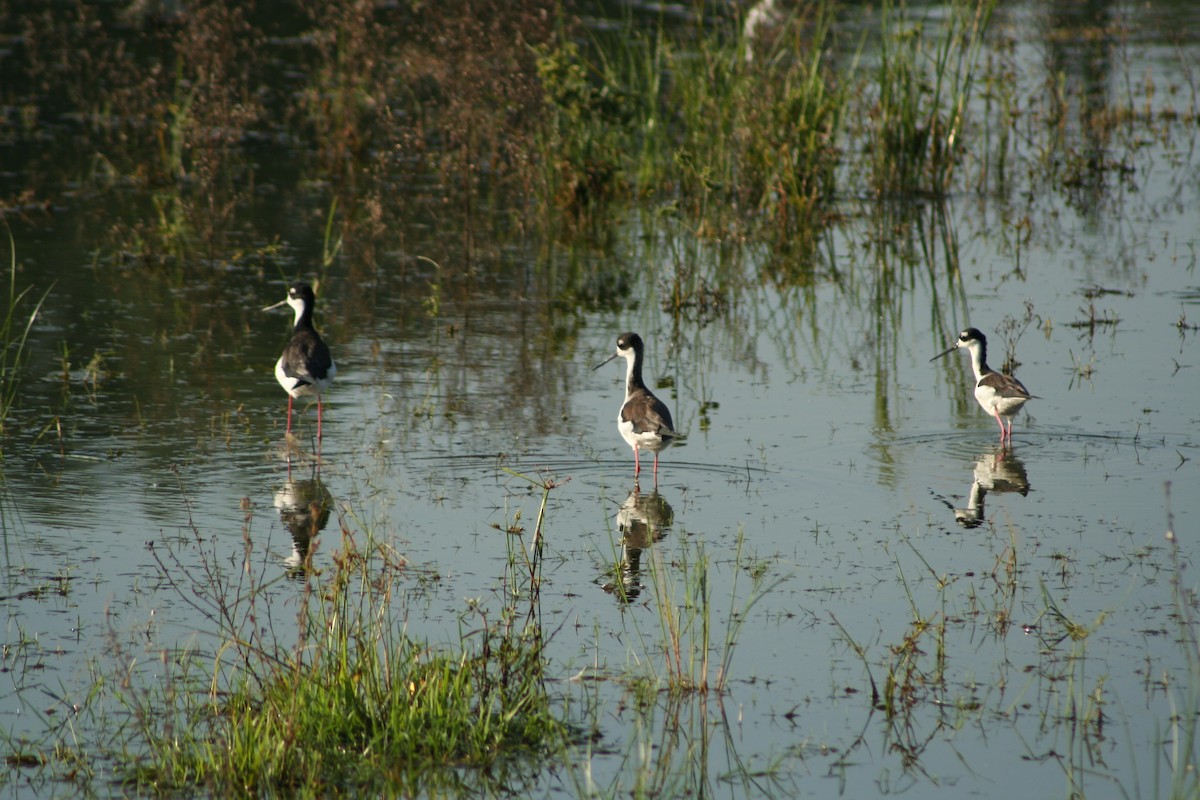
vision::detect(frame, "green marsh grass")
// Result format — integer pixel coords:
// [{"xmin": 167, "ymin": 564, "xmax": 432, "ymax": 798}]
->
[
  {"xmin": 863, "ymin": 0, "xmax": 996, "ymax": 196},
  {"xmin": 106, "ymin": 471, "xmax": 569, "ymax": 796},
  {"xmin": 533, "ymin": 1, "xmax": 846, "ymax": 249},
  {"xmin": 669, "ymin": 2, "xmax": 844, "ymax": 240},
  {"xmin": 7, "ymin": 0, "xmax": 1178, "ymax": 284},
  {"xmin": 534, "ymin": 35, "xmax": 636, "ymax": 221},
  {"xmin": 10, "ymin": 0, "xmax": 1003, "ymax": 282},
  {"xmin": 1160, "ymin": 483, "xmax": 1200, "ymax": 800},
  {"xmin": 633, "ymin": 529, "xmax": 778, "ymax": 695},
  {"xmin": 531, "ymin": 0, "xmax": 996, "ymax": 254},
  {"xmin": 0, "ymin": 234, "xmax": 52, "ymax": 439},
  {"xmin": 572, "ymin": 526, "xmax": 789, "ymax": 797}
]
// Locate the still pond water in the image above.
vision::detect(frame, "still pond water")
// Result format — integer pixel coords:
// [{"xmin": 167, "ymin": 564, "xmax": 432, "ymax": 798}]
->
[{"xmin": 2, "ymin": 2, "xmax": 1199, "ymax": 798}]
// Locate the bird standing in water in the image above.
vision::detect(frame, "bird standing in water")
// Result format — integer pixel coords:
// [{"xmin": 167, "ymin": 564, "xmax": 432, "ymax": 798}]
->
[
  {"xmin": 595, "ymin": 332, "xmax": 682, "ymax": 488},
  {"xmin": 264, "ymin": 282, "xmax": 336, "ymax": 441},
  {"xmin": 931, "ymin": 327, "xmax": 1034, "ymax": 446}
]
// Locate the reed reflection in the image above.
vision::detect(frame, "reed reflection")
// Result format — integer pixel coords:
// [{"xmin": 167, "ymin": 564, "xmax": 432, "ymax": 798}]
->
[
  {"xmin": 604, "ymin": 489, "xmax": 674, "ymax": 603},
  {"xmin": 952, "ymin": 449, "xmax": 1030, "ymax": 529},
  {"xmin": 273, "ymin": 475, "xmax": 334, "ymax": 578}
]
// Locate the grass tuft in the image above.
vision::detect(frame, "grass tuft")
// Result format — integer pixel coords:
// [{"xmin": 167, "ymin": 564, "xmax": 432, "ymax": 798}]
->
[{"xmin": 110, "ymin": 471, "xmax": 568, "ymax": 796}]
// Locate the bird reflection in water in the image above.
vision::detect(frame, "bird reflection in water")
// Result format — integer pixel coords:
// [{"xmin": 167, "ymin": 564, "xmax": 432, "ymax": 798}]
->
[
  {"xmin": 273, "ymin": 475, "xmax": 333, "ymax": 578},
  {"xmin": 604, "ymin": 489, "xmax": 674, "ymax": 602},
  {"xmin": 952, "ymin": 449, "xmax": 1030, "ymax": 529}
]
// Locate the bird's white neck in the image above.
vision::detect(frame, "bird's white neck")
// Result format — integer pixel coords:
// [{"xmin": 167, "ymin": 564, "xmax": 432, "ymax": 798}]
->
[
  {"xmin": 623, "ymin": 351, "xmax": 642, "ymax": 400},
  {"xmin": 965, "ymin": 342, "xmax": 989, "ymax": 381}
]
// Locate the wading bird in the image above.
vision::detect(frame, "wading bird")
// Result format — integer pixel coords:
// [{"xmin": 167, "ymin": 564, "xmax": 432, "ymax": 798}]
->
[
  {"xmin": 594, "ymin": 332, "xmax": 682, "ymax": 488},
  {"xmin": 931, "ymin": 327, "xmax": 1034, "ymax": 446},
  {"xmin": 265, "ymin": 282, "xmax": 335, "ymax": 441}
]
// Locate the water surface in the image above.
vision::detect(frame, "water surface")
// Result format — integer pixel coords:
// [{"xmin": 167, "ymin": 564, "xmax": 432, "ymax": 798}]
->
[{"xmin": 1, "ymin": 1, "xmax": 1198, "ymax": 797}]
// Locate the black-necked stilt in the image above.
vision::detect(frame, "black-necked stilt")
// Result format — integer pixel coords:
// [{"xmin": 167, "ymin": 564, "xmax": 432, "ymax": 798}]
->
[
  {"xmin": 594, "ymin": 332, "xmax": 682, "ymax": 488},
  {"xmin": 264, "ymin": 282, "xmax": 336, "ymax": 440},
  {"xmin": 931, "ymin": 327, "xmax": 1034, "ymax": 445}
]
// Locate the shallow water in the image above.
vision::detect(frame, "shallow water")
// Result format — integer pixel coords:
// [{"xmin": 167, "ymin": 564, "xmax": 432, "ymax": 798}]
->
[{"xmin": 1, "ymin": 1, "xmax": 1199, "ymax": 797}]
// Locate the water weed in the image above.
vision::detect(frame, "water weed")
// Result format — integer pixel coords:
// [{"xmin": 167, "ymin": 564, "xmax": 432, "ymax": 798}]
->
[
  {"xmin": 571, "ymin": 525, "xmax": 790, "ymax": 797},
  {"xmin": 632, "ymin": 530, "xmax": 779, "ymax": 694},
  {"xmin": 103, "ymin": 471, "xmax": 569, "ymax": 796},
  {"xmin": 535, "ymin": 2, "xmax": 846, "ymax": 247},
  {"xmin": 0, "ymin": 233, "xmax": 52, "ymax": 440},
  {"xmin": 860, "ymin": 0, "xmax": 997, "ymax": 196},
  {"xmin": 533, "ymin": 34, "xmax": 636, "ymax": 221},
  {"xmin": 569, "ymin": 690, "xmax": 793, "ymax": 799},
  {"xmin": 1158, "ymin": 483, "xmax": 1200, "ymax": 800}
]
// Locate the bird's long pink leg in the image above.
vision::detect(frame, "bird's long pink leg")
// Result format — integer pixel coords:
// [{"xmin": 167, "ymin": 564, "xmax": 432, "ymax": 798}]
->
[
  {"xmin": 993, "ymin": 408, "xmax": 1006, "ymax": 441},
  {"xmin": 633, "ymin": 446, "xmax": 641, "ymax": 478},
  {"xmin": 653, "ymin": 453, "xmax": 660, "ymax": 488},
  {"xmin": 317, "ymin": 397, "xmax": 324, "ymax": 442},
  {"xmin": 286, "ymin": 395, "xmax": 294, "ymax": 436}
]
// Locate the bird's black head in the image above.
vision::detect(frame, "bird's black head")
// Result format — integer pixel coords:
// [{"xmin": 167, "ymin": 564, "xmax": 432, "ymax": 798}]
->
[
  {"xmin": 958, "ymin": 328, "xmax": 987, "ymax": 345},
  {"xmin": 289, "ymin": 282, "xmax": 316, "ymax": 304},
  {"xmin": 616, "ymin": 332, "xmax": 644, "ymax": 353}
]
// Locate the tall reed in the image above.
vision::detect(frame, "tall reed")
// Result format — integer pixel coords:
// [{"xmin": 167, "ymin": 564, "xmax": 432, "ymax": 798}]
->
[
  {"xmin": 0, "ymin": 232, "xmax": 52, "ymax": 439},
  {"xmin": 532, "ymin": 2, "xmax": 845, "ymax": 248},
  {"xmin": 638, "ymin": 530, "xmax": 777, "ymax": 694},
  {"xmin": 1157, "ymin": 483, "xmax": 1198, "ymax": 799},
  {"xmin": 671, "ymin": 2, "xmax": 843, "ymax": 240},
  {"xmin": 864, "ymin": 0, "xmax": 996, "ymax": 196}
]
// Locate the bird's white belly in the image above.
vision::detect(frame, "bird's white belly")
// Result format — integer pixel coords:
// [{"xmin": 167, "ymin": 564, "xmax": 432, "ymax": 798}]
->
[
  {"xmin": 275, "ymin": 358, "xmax": 334, "ymax": 398},
  {"xmin": 618, "ymin": 415, "xmax": 671, "ymax": 453},
  {"xmin": 975, "ymin": 384, "xmax": 1025, "ymax": 418}
]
